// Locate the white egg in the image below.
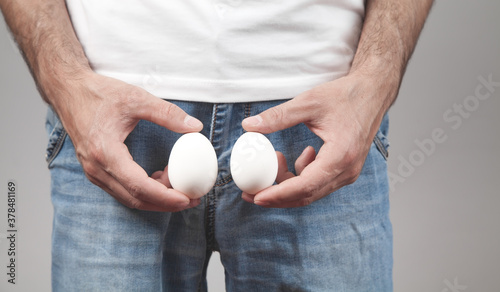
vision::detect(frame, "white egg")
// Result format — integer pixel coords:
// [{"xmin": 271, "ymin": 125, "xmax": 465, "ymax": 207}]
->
[
  {"xmin": 230, "ymin": 132, "xmax": 278, "ymax": 194},
  {"xmin": 168, "ymin": 133, "xmax": 218, "ymax": 199}
]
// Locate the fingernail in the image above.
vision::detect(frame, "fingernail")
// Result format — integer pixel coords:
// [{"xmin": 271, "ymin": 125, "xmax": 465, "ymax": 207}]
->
[
  {"xmin": 241, "ymin": 193, "xmax": 254, "ymax": 203},
  {"xmin": 184, "ymin": 115, "xmax": 203, "ymax": 129},
  {"xmin": 254, "ymin": 199, "xmax": 270, "ymax": 206},
  {"xmin": 242, "ymin": 115, "xmax": 263, "ymax": 127},
  {"xmin": 176, "ymin": 199, "xmax": 191, "ymax": 209},
  {"xmin": 189, "ymin": 199, "xmax": 201, "ymax": 208}
]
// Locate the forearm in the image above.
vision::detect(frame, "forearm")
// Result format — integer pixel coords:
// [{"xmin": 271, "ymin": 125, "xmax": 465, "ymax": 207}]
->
[
  {"xmin": 350, "ymin": 0, "xmax": 434, "ymax": 110},
  {"xmin": 0, "ymin": 0, "xmax": 91, "ymax": 105},
  {"xmin": 2, "ymin": 0, "xmax": 202, "ymax": 212}
]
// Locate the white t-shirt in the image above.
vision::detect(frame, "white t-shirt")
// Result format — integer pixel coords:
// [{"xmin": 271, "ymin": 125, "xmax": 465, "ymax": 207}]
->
[{"xmin": 66, "ymin": 0, "xmax": 365, "ymax": 103}]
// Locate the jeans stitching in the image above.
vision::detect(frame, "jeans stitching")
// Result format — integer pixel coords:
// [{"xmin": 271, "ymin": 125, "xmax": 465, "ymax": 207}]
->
[
  {"xmin": 244, "ymin": 102, "xmax": 251, "ymax": 119},
  {"xmin": 215, "ymin": 176, "xmax": 233, "ymax": 187},
  {"xmin": 373, "ymin": 134, "xmax": 389, "ymax": 159},
  {"xmin": 210, "ymin": 103, "xmax": 233, "ymax": 185},
  {"xmin": 213, "ymin": 103, "xmax": 251, "ymax": 186},
  {"xmin": 209, "ymin": 104, "xmax": 218, "ymax": 144},
  {"xmin": 212, "ymin": 103, "xmax": 253, "ymax": 187},
  {"xmin": 206, "ymin": 104, "xmax": 218, "ymax": 252},
  {"xmin": 215, "ymin": 175, "xmax": 233, "ymax": 186},
  {"xmin": 46, "ymin": 127, "xmax": 67, "ymax": 167}
]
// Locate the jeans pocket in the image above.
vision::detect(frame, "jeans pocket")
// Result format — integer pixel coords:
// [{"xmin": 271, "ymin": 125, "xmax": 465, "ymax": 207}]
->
[
  {"xmin": 45, "ymin": 107, "xmax": 67, "ymax": 168},
  {"xmin": 373, "ymin": 114, "xmax": 390, "ymax": 160},
  {"xmin": 373, "ymin": 131, "xmax": 389, "ymax": 160}
]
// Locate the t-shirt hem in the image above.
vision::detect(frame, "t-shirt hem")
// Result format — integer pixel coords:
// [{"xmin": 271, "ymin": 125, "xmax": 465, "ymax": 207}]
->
[{"xmin": 97, "ymin": 70, "xmax": 348, "ymax": 103}]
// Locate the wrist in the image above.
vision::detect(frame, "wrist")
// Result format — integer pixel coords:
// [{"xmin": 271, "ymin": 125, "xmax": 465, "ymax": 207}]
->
[
  {"xmin": 339, "ymin": 71, "xmax": 398, "ymax": 141},
  {"xmin": 37, "ymin": 66, "xmax": 97, "ymax": 135},
  {"xmin": 36, "ymin": 60, "xmax": 94, "ymax": 106},
  {"xmin": 346, "ymin": 68, "xmax": 400, "ymax": 112},
  {"xmin": 349, "ymin": 52, "xmax": 404, "ymax": 92}
]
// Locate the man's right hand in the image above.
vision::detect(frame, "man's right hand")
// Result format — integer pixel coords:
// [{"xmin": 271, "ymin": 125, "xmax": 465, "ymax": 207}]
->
[
  {"xmin": 0, "ymin": 0, "xmax": 203, "ymax": 212},
  {"xmin": 54, "ymin": 72, "xmax": 203, "ymax": 212}
]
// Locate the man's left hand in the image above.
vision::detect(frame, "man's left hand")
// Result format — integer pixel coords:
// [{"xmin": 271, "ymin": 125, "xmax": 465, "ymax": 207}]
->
[{"xmin": 241, "ymin": 73, "xmax": 392, "ymax": 208}]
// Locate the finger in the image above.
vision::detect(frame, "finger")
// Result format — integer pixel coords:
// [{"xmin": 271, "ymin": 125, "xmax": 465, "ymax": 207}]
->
[
  {"xmin": 151, "ymin": 170, "xmax": 162, "ymax": 180},
  {"xmin": 241, "ymin": 192, "xmax": 256, "ymax": 204},
  {"xmin": 241, "ymin": 91, "xmax": 314, "ymax": 133},
  {"xmin": 254, "ymin": 164, "xmax": 359, "ymax": 208},
  {"xmin": 258, "ymin": 135, "xmax": 370, "ymax": 208},
  {"xmin": 86, "ymin": 164, "xmax": 182, "ymax": 212},
  {"xmin": 253, "ymin": 175, "xmax": 326, "ymax": 208},
  {"xmin": 151, "ymin": 166, "xmax": 200, "ymax": 208},
  {"xmin": 152, "ymin": 165, "xmax": 172, "ymax": 187},
  {"xmin": 275, "ymin": 151, "xmax": 295, "ymax": 183},
  {"xmin": 242, "ymin": 186, "xmax": 303, "ymax": 208},
  {"xmin": 258, "ymin": 166, "xmax": 360, "ymax": 208},
  {"xmin": 135, "ymin": 91, "xmax": 203, "ymax": 133},
  {"xmin": 253, "ymin": 150, "xmax": 342, "ymax": 207},
  {"xmin": 254, "ymin": 148, "xmax": 316, "ymax": 207},
  {"xmin": 253, "ymin": 172, "xmax": 314, "ymax": 207},
  {"xmin": 295, "ymin": 146, "xmax": 316, "ymax": 175},
  {"xmin": 105, "ymin": 143, "xmax": 193, "ymax": 210}
]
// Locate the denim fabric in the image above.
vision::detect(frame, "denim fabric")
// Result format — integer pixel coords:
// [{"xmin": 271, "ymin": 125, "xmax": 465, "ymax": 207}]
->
[{"xmin": 46, "ymin": 99, "xmax": 392, "ymax": 292}]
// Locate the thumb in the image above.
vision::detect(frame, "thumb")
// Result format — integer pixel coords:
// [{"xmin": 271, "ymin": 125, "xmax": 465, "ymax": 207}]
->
[
  {"xmin": 242, "ymin": 94, "xmax": 310, "ymax": 134},
  {"xmin": 135, "ymin": 92, "xmax": 203, "ymax": 133}
]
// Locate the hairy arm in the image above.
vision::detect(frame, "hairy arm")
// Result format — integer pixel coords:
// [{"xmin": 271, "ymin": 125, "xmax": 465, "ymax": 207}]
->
[
  {"xmin": 242, "ymin": 0, "xmax": 434, "ymax": 208},
  {"xmin": 0, "ymin": 0, "xmax": 202, "ymax": 211},
  {"xmin": 0, "ymin": 0, "xmax": 89, "ymax": 103},
  {"xmin": 349, "ymin": 0, "xmax": 435, "ymax": 125}
]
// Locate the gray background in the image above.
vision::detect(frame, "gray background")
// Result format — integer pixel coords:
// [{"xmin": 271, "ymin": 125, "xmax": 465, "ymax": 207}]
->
[{"xmin": 0, "ymin": 0, "xmax": 499, "ymax": 291}]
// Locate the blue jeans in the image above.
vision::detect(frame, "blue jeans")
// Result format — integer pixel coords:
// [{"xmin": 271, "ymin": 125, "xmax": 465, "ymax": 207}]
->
[{"xmin": 46, "ymin": 99, "xmax": 392, "ymax": 291}]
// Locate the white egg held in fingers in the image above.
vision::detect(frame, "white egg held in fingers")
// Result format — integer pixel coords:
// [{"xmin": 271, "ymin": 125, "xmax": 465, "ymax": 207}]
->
[
  {"xmin": 230, "ymin": 132, "xmax": 278, "ymax": 194},
  {"xmin": 168, "ymin": 133, "xmax": 218, "ymax": 199}
]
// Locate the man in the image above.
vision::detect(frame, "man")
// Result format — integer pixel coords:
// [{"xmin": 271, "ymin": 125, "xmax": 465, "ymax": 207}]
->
[{"xmin": 1, "ymin": 0, "xmax": 433, "ymax": 290}]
